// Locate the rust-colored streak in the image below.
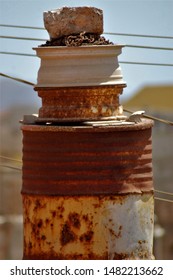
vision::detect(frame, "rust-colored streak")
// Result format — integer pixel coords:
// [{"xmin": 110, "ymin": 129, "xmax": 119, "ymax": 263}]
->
[
  {"xmin": 22, "ymin": 120, "xmax": 153, "ymax": 195},
  {"xmin": 35, "ymin": 85, "xmax": 124, "ymax": 120},
  {"xmin": 80, "ymin": 230, "xmax": 94, "ymax": 242},
  {"xmin": 60, "ymin": 223, "xmax": 77, "ymax": 245},
  {"xmin": 68, "ymin": 213, "xmax": 81, "ymax": 229}
]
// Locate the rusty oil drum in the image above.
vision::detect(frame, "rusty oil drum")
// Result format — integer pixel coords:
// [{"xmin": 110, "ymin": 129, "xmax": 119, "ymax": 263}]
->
[{"xmin": 21, "ymin": 119, "xmax": 154, "ymax": 260}]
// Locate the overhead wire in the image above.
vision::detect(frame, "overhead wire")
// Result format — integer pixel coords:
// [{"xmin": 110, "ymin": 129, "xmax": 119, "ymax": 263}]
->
[
  {"xmin": 124, "ymin": 109, "xmax": 173, "ymax": 126},
  {"xmin": 1, "ymin": 24, "xmax": 173, "ymax": 40},
  {"xmin": 1, "ymin": 35, "xmax": 173, "ymax": 51},
  {"xmin": 0, "ymin": 164, "xmax": 22, "ymax": 171},
  {"xmin": 1, "ymin": 28, "xmax": 173, "ymax": 67},
  {"xmin": 104, "ymin": 32, "xmax": 173, "ymax": 40},
  {"xmin": 1, "ymin": 52, "xmax": 173, "ymax": 67},
  {"xmin": 154, "ymin": 197, "xmax": 173, "ymax": 203},
  {"xmin": 0, "ymin": 155, "xmax": 22, "ymax": 163},
  {"xmin": 126, "ymin": 44, "xmax": 173, "ymax": 51},
  {"xmin": 1, "ymin": 35, "xmax": 173, "ymax": 66},
  {"xmin": 0, "ymin": 73, "xmax": 35, "ymax": 86},
  {"xmin": 0, "ymin": 35, "xmax": 46, "ymax": 41},
  {"xmin": 155, "ymin": 190, "xmax": 173, "ymax": 197},
  {"xmin": 0, "ymin": 24, "xmax": 44, "ymax": 30},
  {"xmin": 0, "ymin": 51, "xmax": 36, "ymax": 57},
  {"xmin": 120, "ymin": 61, "xmax": 173, "ymax": 67}
]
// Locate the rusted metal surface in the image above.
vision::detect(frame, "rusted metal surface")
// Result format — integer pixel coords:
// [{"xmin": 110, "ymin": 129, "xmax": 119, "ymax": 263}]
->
[
  {"xmin": 35, "ymin": 85, "xmax": 124, "ymax": 120},
  {"xmin": 22, "ymin": 193, "xmax": 154, "ymax": 260},
  {"xmin": 21, "ymin": 119, "xmax": 153, "ymax": 196}
]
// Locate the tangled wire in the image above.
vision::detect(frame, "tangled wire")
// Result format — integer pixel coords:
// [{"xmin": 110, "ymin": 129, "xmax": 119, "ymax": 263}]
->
[{"xmin": 41, "ymin": 32, "xmax": 113, "ymax": 47}]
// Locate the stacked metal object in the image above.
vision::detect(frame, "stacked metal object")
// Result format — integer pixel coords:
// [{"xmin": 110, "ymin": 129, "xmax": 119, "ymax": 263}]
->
[{"xmin": 21, "ymin": 7, "xmax": 154, "ymax": 260}]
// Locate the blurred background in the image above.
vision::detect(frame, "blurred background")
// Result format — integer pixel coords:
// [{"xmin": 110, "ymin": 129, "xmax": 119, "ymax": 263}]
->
[{"xmin": 0, "ymin": 0, "xmax": 173, "ymax": 259}]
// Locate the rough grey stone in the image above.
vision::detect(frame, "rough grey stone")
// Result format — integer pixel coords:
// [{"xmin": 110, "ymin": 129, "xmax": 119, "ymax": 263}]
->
[{"xmin": 44, "ymin": 6, "xmax": 103, "ymax": 39}]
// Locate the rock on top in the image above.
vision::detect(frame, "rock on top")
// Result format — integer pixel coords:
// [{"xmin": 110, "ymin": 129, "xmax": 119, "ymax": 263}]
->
[{"xmin": 44, "ymin": 6, "xmax": 103, "ymax": 39}]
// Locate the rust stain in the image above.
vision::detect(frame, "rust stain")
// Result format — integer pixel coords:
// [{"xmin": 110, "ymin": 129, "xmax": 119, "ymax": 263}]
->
[
  {"xmin": 37, "ymin": 219, "xmax": 43, "ymax": 228},
  {"xmin": 34, "ymin": 85, "xmax": 125, "ymax": 120},
  {"xmin": 60, "ymin": 223, "xmax": 77, "ymax": 245},
  {"xmin": 22, "ymin": 117, "xmax": 154, "ymax": 260},
  {"xmin": 22, "ymin": 119, "xmax": 153, "ymax": 196},
  {"xmin": 112, "ymin": 252, "xmax": 128, "ymax": 260},
  {"xmin": 68, "ymin": 212, "xmax": 81, "ymax": 229},
  {"xmin": 41, "ymin": 235, "xmax": 46, "ymax": 241},
  {"xmin": 51, "ymin": 210, "xmax": 56, "ymax": 218},
  {"xmin": 80, "ymin": 230, "xmax": 94, "ymax": 242},
  {"xmin": 22, "ymin": 194, "xmax": 154, "ymax": 260}
]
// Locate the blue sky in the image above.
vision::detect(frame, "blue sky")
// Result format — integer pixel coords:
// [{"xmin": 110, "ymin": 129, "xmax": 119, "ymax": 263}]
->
[{"xmin": 0, "ymin": 0, "xmax": 173, "ymax": 104}]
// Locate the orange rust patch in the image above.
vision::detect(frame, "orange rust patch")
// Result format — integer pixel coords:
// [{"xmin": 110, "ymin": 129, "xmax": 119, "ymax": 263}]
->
[{"xmin": 35, "ymin": 85, "xmax": 123, "ymax": 120}]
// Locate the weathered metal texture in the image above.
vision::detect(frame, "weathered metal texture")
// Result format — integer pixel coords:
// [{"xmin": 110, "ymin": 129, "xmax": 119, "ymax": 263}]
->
[
  {"xmin": 35, "ymin": 85, "xmax": 124, "ymax": 120},
  {"xmin": 22, "ymin": 193, "xmax": 154, "ymax": 260},
  {"xmin": 33, "ymin": 45, "xmax": 126, "ymax": 88},
  {"xmin": 21, "ymin": 119, "xmax": 154, "ymax": 259},
  {"xmin": 21, "ymin": 119, "xmax": 153, "ymax": 196}
]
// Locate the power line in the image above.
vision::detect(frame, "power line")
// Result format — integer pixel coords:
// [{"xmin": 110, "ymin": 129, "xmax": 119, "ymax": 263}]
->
[
  {"xmin": 0, "ymin": 164, "xmax": 22, "ymax": 171},
  {"xmin": 0, "ymin": 51, "xmax": 36, "ymax": 57},
  {"xmin": 124, "ymin": 109, "xmax": 173, "ymax": 126},
  {"xmin": 155, "ymin": 190, "xmax": 173, "ymax": 197},
  {"xmin": 1, "ymin": 35, "xmax": 173, "ymax": 51},
  {"xmin": 0, "ymin": 35, "xmax": 46, "ymax": 41},
  {"xmin": 155, "ymin": 197, "xmax": 173, "ymax": 203},
  {"xmin": 0, "ymin": 24, "xmax": 44, "ymax": 30},
  {"xmin": 120, "ymin": 61, "xmax": 173, "ymax": 67},
  {"xmin": 0, "ymin": 73, "xmax": 34, "ymax": 86},
  {"xmin": 0, "ymin": 156, "xmax": 22, "ymax": 163},
  {"xmin": 126, "ymin": 44, "xmax": 173, "ymax": 51},
  {"xmin": 1, "ymin": 24, "xmax": 173, "ymax": 40},
  {"xmin": 104, "ymin": 32, "xmax": 173, "ymax": 40},
  {"xmin": 1, "ymin": 51, "xmax": 173, "ymax": 67}
]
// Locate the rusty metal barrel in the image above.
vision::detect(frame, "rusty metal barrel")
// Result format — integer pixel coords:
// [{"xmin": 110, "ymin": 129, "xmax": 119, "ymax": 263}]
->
[{"xmin": 21, "ymin": 119, "xmax": 154, "ymax": 259}]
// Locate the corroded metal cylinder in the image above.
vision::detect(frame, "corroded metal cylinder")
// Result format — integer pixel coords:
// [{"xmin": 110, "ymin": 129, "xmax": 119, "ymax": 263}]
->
[
  {"xmin": 35, "ymin": 85, "xmax": 124, "ymax": 121},
  {"xmin": 21, "ymin": 119, "xmax": 154, "ymax": 259}
]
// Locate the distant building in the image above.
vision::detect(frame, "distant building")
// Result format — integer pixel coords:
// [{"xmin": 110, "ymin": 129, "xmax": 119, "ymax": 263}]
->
[
  {"xmin": 123, "ymin": 84, "xmax": 173, "ymax": 260},
  {"xmin": 122, "ymin": 84, "xmax": 173, "ymax": 114}
]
